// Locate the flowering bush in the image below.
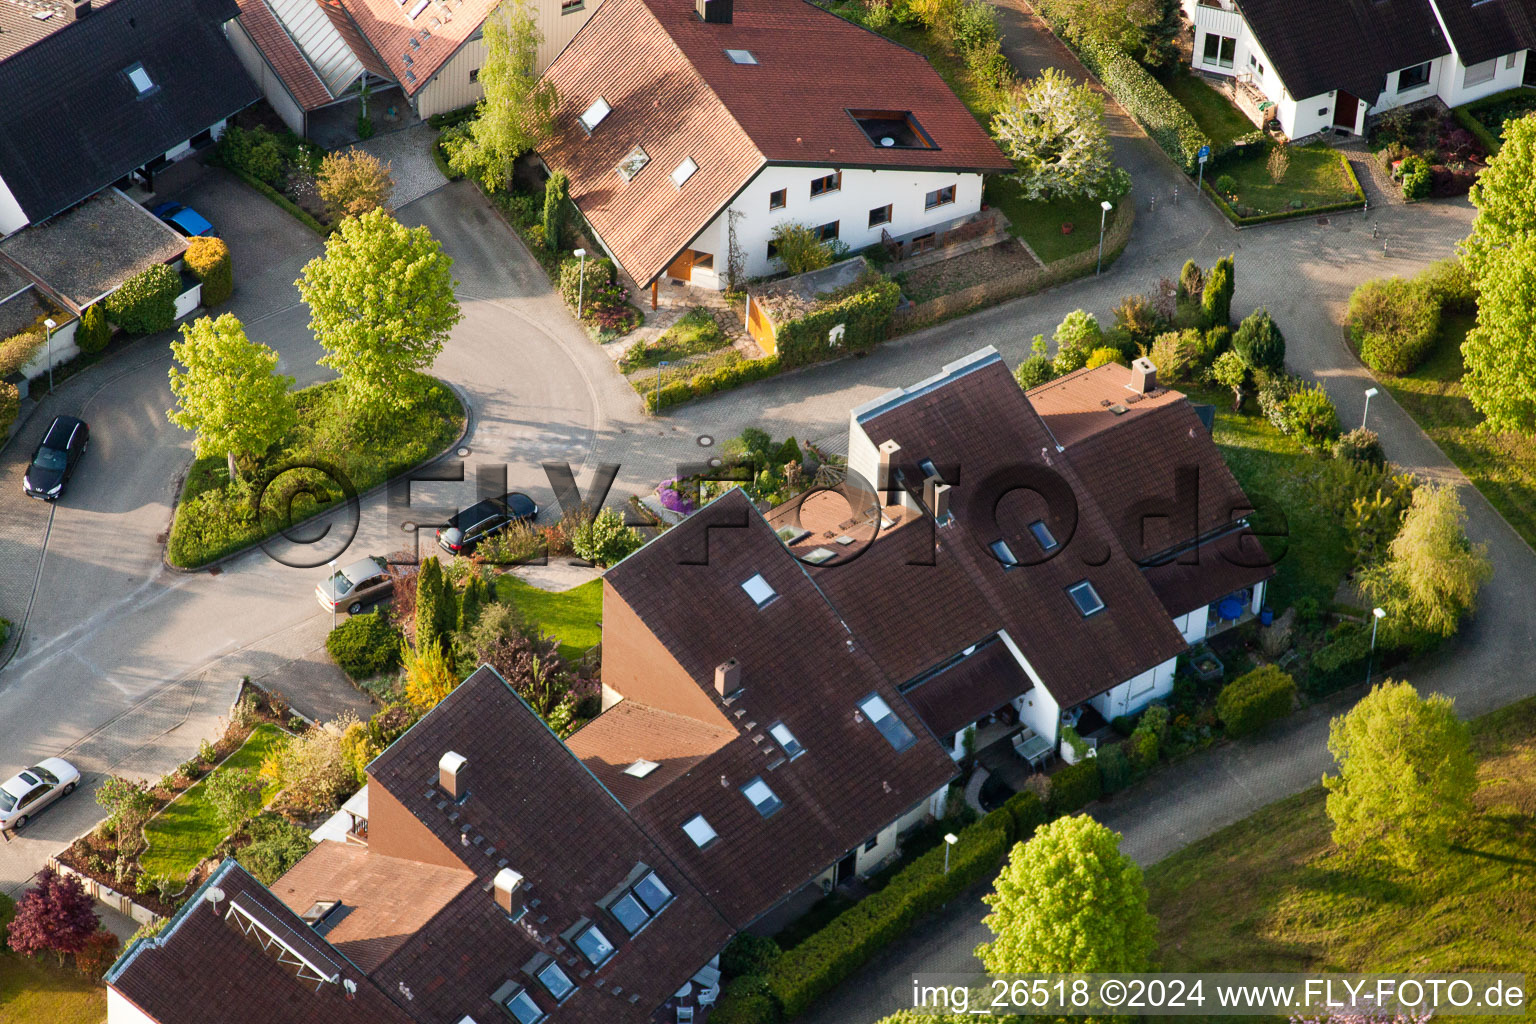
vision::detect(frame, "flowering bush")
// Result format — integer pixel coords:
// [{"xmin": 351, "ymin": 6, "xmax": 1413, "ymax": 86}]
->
[{"xmin": 658, "ymin": 478, "xmax": 696, "ymax": 515}]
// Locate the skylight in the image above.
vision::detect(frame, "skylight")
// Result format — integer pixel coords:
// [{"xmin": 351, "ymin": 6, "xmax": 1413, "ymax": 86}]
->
[
  {"xmin": 615, "ymin": 144, "xmax": 650, "ymax": 182},
  {"xmin": 408, "ymin": 0, "xmax": 430, "ymax": 18},
  {"xmin": 578, "ymin": 96, "xmax": 611, "ymax": 133},
  {"xmin": 849, "ymin": 109, "xmax": 936, "ymax": 149},
  {"xmin": 769, "ymin": 722, "xmax": 804, "ymax": 759},
  {"xmin": 624, "ymin": 759, "xmax": 660, "ymax": 778},
  {"xmin": 1068, "ymin": 580, "xmax": 1105, "ymax": 617},
  {"xmin": 126, "ymin": 63, "xmax": 154, "ymax": 95},
  {"xmin": 671, "ymin": 157, "xmax": 699, "ymax": 188},
  {"xmin": 741, "ymin": 573, "xmax": 778, "ymax": 608},
  {"xmin": 682, "ymin": 814, "xmax": 717, "ymax": 847},
  {"xmin": 574, "ymin": 923, "xmax": 616, "ymax": 966},
  {"xmin": 725, "ymin": 48, "xmax": 757, "ymax": 64},
  {"xmin": 608, "ymin": 870, "xmax": 674, "ymax": 935},
  {"xmin": 989, "ymin": 539, "xmax": 1018, "ymax": 568},
  {"xmin": 501, "ymin": 988, "xmax": 544, "ymax": 1024},
  {"xmin": 537, "ymin": 961, "xmax": 574, "ymax": 1001},
  {"xmin": 858, "ymin": 693, "xmax": 916, "ymax": 751},
  {"xmin": 1029, "ymin": 520, "xmax": 1058, "ymax": 552},
  {"xmin": 740, "ymin": 776, "xmax": 783, "ymax": 817}
]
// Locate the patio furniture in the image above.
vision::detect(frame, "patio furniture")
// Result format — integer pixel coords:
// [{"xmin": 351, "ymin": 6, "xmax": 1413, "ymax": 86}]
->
[
  {"xmin": 1011, "ymin": 729, "xmax": 1052, "ymax": 770},
  {"xmin": 678, "ymin": 1008, "xmax": 694, "ymax": 1024}
]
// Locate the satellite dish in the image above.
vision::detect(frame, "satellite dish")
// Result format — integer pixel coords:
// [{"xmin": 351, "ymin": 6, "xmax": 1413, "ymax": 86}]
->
[
  {"xmin": 880, "ymin": 137, "xmax": 895, "ymax": 146},
  {"xmin": 205, "ymin": 886, "xmax": 226, "ymax": 914}
]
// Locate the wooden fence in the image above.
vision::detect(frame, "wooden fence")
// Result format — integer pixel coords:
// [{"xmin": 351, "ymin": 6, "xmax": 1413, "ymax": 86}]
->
[{"xmin": 889, "ymin": 205, "xmax": 1136, "ymax": 336}]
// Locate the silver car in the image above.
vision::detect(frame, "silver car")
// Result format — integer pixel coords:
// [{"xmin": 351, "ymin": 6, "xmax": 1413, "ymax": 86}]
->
[
  {"xmin": 316, "ymin": 555, "xmax": 392, "ymax": 615},
  {"xmin": 0, "ymin": 757, "xmax": 81, "ymax": 831}
]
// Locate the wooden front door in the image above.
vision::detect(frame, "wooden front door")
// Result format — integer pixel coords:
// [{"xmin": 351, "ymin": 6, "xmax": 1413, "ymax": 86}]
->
[
  {"xmin": 1334, "ymin": 92, "xmax": 1360, "ymax": 131},
  {"xmin": 664, "ymin": 249, "xmax": 694, "ymax": 282}
]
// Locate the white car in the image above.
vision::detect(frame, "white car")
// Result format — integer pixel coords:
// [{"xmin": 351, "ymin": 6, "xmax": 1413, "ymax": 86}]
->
[{"xmin": 0, "ymin": 757, "xmax": 81, "ymax": 831}]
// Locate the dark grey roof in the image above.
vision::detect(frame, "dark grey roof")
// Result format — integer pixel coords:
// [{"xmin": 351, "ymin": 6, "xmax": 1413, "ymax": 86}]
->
[
  {"xmin": 0, "ymin": 0, "xmax": 259, "ymax": 225},
  {"xmin": 1234, "ymin": 0, "xmax": 1450, "ymax": 103},
  {"xmin": 1433, "ymin": 0, "xmax": 1536, "ymax": 67}
]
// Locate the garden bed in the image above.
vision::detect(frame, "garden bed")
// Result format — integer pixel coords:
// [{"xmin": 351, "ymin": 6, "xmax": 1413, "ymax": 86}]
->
[
  {"xmin": 1453, "ymin": 86, "xmax": 1536, "ymax": 156},
  {"xmin": 1203, "ymin": 145, "xmax": 1365, "ymax": 224},
  {"xmin": 894, "ymin": 238, "xmax": 1038, "ymax": 303},
  {"xmin": 619, "ymin": 308, "xmax": 730, "ymax": 371}
]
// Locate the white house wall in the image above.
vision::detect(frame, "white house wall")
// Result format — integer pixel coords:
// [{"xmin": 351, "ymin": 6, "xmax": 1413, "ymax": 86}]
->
[
  {"xmin": 683, "ymin": 165, "xmax": 985, "ymax": 287},
  {"xmin": 1437, "ymin": 50, "xmax": 1528, "ymax": 107},
  {"xmin": 107, "ymin": 987, "xmax": 160, "ymax": 1024},
  {"xmin": 0, "ymin": 175, "xmax": 28, "ymax": 235},
  {"xmin": 1372, "ymin": 58, "xmax": 1446, "ymax": 113},
  {"xmin": 1173, "ymin": 604, "xmax": 1209, "ymax": 645},
  {"xmin": 1089, "ymin": 657, "xmax": 1176, "ymax": 720},
  {"xmin": 225, "ymin": 19, "xmax": 308, "ymax": 135}
]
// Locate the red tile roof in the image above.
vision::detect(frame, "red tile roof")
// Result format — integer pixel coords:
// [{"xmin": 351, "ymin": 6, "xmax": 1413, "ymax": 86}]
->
[
  {"xmin": 566, "ymin": 700, "xmax": 736, "ymax": 808},
  {"xmin": 1026, "ymin": 363, "xmax": 1186, "ymax": 447},
  {"xmin": 322, "ymin": 0, "xmax": 412, "ymax": 85},
  {"xmin": 538, "ymin": 0, "xmax": 1011, "ymax": 284},
  {"xmin": 235, "ymin": 0, "xmax": 333, "ymax": 110}
]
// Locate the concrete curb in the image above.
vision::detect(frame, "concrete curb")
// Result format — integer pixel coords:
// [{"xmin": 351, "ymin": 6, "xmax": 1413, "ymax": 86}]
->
[{"xmin": 160, "ymin": 377, "xmax": 475, "ymax": 574}]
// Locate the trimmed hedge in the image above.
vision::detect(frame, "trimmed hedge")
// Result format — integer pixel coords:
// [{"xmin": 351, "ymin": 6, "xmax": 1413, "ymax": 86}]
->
[
  {"xmin": 1074, "ymin": 37, "xmax": 1208, "ymax": 172},
  {"xmin": 1452, "ymin": 86, "xmax": 1536, "ymax": 156},
  {"xmin": 0, "ymin": 328, "xmax": 45, "ymax": 378},
  {"xmin": 772, "ymin": 274, "xmax": 902, "ymax": 369},
  {"xmin": 647, "ymin": 355, "xmax": 781, "ymax": 413},
  {"xmin": 325, "ymin": 611, "xmax": 403, "ymax": 680},
  {"xmin": 714, "ymin": 975, "xmax": 780, "ymax": 1024},
  {"xmin": 764, "ymin": 811, "xmax": 1012, "ymax": 1020},
  {"xmin": 1003, "ymin": 789, "xmax": 1047, "ymax": 842},
  {"xmin": 223, "ymin": 164, "xmax": 330, "ymax": 236},
  {"xmin": 1347, "ymin": 276, "xmax": 1442, "ymax": 375},
  {"xmin": 104, "ymin": 262, "xmax": 180, "ymax": 335},
  {"xmin": 1047, "ymin": 758, "xmax": 1101, "ymax": 815},
  {"xmin": 0, "ymin": 380, "xmax": 19, "ymax": 438},
  {"xmin": 1201, "ymin": 151, "xmax": 1365, "ymax": 226},
  {"xmin": 1308, "ymin": 623, "xmax": 1372, "ymax": 694},
  {"xmin": 1216, "ymin": 664, "xmax": 1297, "ymax": 737},
  {"xmin": 185, "ymin": 237, "xmax": 234, "ymax": 307}
]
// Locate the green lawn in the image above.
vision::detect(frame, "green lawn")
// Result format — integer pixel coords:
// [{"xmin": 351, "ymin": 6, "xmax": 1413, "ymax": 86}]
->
[
  {"xmin": 1213, "ymin": 145, "xmax": 1361, "ymax": 218},
  {"xmin": 0, "ymin": 953, "xmax": 107, "ymax": 1024},
  {"xmin": 620, "ymin": 308, "xmax": 729, "ymax": 372},
  {"xmin": 1191, "ymin": 387, "xmax": 1354, "ymax": 613},
  {"xmin": 140, "ymin": 723, "xmax": 288, "ymax": 880},
  {"xmin": 1376, "ymin": 313, "xmax": 1536, "ymax": 550},
  {"xmin": 494, "ymin": 576, "xmax": 603, "ymax": 663},
  {"xmin": 1148, "ymin": 696, "xmax": 1536, "ymax": 991},
  {"xmin": 1164, "ymin": 71, "xmax": 1256, "ymax": 147}
]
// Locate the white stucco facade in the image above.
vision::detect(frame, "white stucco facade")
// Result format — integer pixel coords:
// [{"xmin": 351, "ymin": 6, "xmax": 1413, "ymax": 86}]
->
[
  {"xmin": 673, "ymin": 164, "xmax": 985, "ymax": 289},
  {"xmin": 1089, "ymin": 657, "xmax": 1177, "ymax": 721},
  {"xmin": 0, "ymin": 176, "xmax": 28, "ymax": 236},
  {"xmin": 107, "ymin": 987, "xmax": 160, "ymax": 1024}
]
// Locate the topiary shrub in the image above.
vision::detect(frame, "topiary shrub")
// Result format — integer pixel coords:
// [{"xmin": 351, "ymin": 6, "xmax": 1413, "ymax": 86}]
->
[
  {"xmin": 721, "ymin": 932, "xmax": 782, "ymax": 979},
  {"xmin": 1281, "ymin": 383, "xmax": 1341, "ymax": 448},
  {"xmin": 1233, "ymin": 308, "xmax": 1285, "ymax": 371},
  {"xmin": 1334, "ymin": 427, "xmax": 1386, "ymax": 466},
  {"xmin": 1013, "ymin": 354, "xmax": 1055, "ymax": 389},
  {"xmin": 1347, "ymin": 276, "xmax": 1442, "ymax": 375},
  {"xmin": 325, "ymin": 612, "xmax": 403, "ymax": 680},
  {"xmin": 1202, "ymin": 255, "xmax": 1234, "ymax": 328},
  {"xmin": 1216, "ymin": 664, "xmax": 1297, "ymax": 737},
  {"xmin": 77, "ymin": 304, "xmax": 111, "ymax": 355},
  {"xmin": 184, "ymin": 237, "xmax": 234, "ymax": 307},
  {"xmin": 105, "ymin": 263, "xmax": 181, "ymax": 335},
  {"xmin": 1047, "ymin": 758, "xmax": 1102, "ymax": 814}
]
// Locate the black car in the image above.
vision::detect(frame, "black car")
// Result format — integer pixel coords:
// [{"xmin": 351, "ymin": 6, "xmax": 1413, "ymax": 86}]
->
[
  {"xmin": 436, "ymin": 493, "xmax": 539, "ymax": 554},
  {"xmin": 23, "ymin": 416, "xmax": 89, "ymax": 500}
]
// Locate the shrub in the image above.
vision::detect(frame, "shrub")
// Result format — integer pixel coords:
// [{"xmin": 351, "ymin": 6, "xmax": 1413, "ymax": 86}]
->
[
  {"xmin": 1233, "ymin": 308, "xmax": 1285, "ymax": 371},
  {"xmin": 647, "ymin": 355, "xmax": 781, "ymax": 412},
  {"xmin": 77, "ymin": 304, "xmax": 111, "ymax": 354},
  {"xmin": 218, "ymin": 125, "xmax": 286, "ymax": 186},
  {"xmin": 1417, "ymin": 258, "xmax": 1476, "ymax": 314},
  {"xmin": 1072, "ymin": 37, "xmax": 1208, "ymax": 172},
  {"xmin": 326, "ymin": 612, "xmax": 403, "ymax": 679},
  {"xmin": 1086, "ymin": 346, "xmax": 1123, "ymax": 369},
  {"xmin": 1281, "ymin": 383, "xmax": 1341, "ymax": 448},
  {"xmin": 1400, "ymin": 154, "xmax": 1431, "ymax": 200},
  {"xmin": 74, "ymin": 928, "xmax": 121, "ymax": 978},
  {"xmin": 1200, "ymin": 324, "xmax": 1232, "ymax": 363},
  {"xmin": 1126, "ymin": 722, "xmax": 1158, "ymax": 774},
  {"xmin": 1347, "ymin": 277, "xmax": 1442, "ymax": 374},
  {"xmin": 770, "ymin": 272, "xmax": 900, "ymax": 369},
  {"xmin": 105, "ymin": 263, "xmax": 181, "ymax": 335},
  {"xmin": 1177, "ymin": 259, "xmax": 1204, "ymax": 302},
  {"xmin": 317, "ymin": 149, "xmax": 395, "ymax": 219},
  {"xmin": 184, "ymin": 237, "xmax": 233, "ymax": 308},
  {"xmin": 1014, "ymin": 353, "xmax": 1055, "ymax": 390},
  {"xmin": 1215, "ymin": 173, "xmax": 1237, "ymax": 194},
  {"xmin": 0, "ymin": 329, "xmax": 45, "ymax": 378},
  {"xmin": 260, "ymin": 723, "xmax": 353, "ymax": 813},
  {"xmin": 0, "ymin": 381, "xmax": 18, "ymax": 439},
  {"xmin": 1097, "ymin": 743, "xmax": 1132, "ymax": 793},
  {"xmin": 1309, "ymin": 623, "xmax": 1372, "ymax": 693},
  {"xmin": 770, "ymin": 222, "xmax": 835, "ymax": 275},
  {"xmin": 1334, "ymin": 427, "xmax": 1386, "ymax": 466},
  {"xmin": 1147, "ymin": 329, "xmax": 1201, "ymax": 382},
  {"xmin": 722, "ymin": 932, "xmax": 782, "ymax": 979},
  {"xmin": 571, "ymin": 507, "xmax": 644, "ymax": 567},
  {"xmin": 236, "ymin": 814, "xmax": 315, "ymax": 885},
  {"xmin": 1048, "ymin": 759, "xmax": 1102, "ymax": 814},
  {"xmin": 542, "ymin": 171, "xmax": 568, "ymax": 252},
  {"xmin": 1052, "ymin": 309, "xmax": 1103, "ymax": 374},
  {"xmin": 966, "ymin": 38, "xmax": 1015, "ymax": 92},
  {"xmin": 1141, "ymin": 703, "xmax": 1170, "ymax": 737},
  {"xmin": 1004, "ymin": 789, "xmax": 1047, "ymax": 841},
  {"xmin": 557, "ymin": 255, "xmax": 616, "ymax": 310},
  {"xmin": 1203, "ymin": 256, "xmax": 1234, "ymax": 328},
  {"xmin": 1216, "ymin": 665, "xmax": 1297, "ymax": 736},
  {"xmin": 713, "ymin": 975, "xmax": 780, "ymax": 1024}
]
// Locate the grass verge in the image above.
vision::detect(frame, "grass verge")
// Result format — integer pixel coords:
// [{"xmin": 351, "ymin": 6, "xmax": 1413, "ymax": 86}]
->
[
  {"xmin": 0, "ymin": 953, "xmax": 107, "ymax": 1024},
  {"xmin": 167, "ymin": 373, "xmax": 464, "ymax": 568},
  {"xmin": 1375, "ymin": 313, "xmax": 1536, "ymax": 550},
  {"xmin": 1163, "ymin": 71, "xmax": 1256, "ymax": 147},
  {"xmin": 139, "ymin": 723, "xmax": 288, "ymax": 879},
  {"xmin": 494, "ymin": 576, "xmax": 603, "ymax": 663},
  {"xmin": 1149, "ymin": 695, "xmax": 1536, "ymax": 992},
  {"xmin": 620, "ymin": 309, "xmax": 729, "ymax": 372}
]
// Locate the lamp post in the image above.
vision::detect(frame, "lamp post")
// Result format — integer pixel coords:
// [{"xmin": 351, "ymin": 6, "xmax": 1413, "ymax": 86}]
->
[
  {"xmin": 43, "ymin": 318, "xmax": 56, "ymax": 392},
  {"xmin": 1362, "ymin": 387, "xmax": 1378, "ymax": 430},
  {"xmin": 1365, "ymin": 606, "xmax": 1386, "ymax": 686},
  {"xmin": 655, "ymin": 360, "xmax": 670, "ymax": 413},
  {"xmin": 328, "ymin": 558, "xmax": 340, "ymax": 632},
  {"xmin": 1096, "ymin": 200, "xmax": 1113, "ymax": 276},
  {"xmin": 573, "ymin": 248, "xmax": 588, "ymax": 319},
  {"xmin": 943, "ymin": 832, "xmax": 958, "ymax": 874}
]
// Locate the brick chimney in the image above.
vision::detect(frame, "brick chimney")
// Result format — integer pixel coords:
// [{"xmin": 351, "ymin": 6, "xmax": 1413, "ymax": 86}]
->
[
  {"xmin": 493, "ymin": 868, "xmax": 524, "ymax": 915},
  {"xmin": 67, "ymin": 0, "xmax": 90, "ymax": 20},
  {"xmin": 695, "ymin": 0, "xmax": 731, "ymax": 21},
  {"xmin": 715, "ymin": 658, "xmax": 742, "ymax": 699}
]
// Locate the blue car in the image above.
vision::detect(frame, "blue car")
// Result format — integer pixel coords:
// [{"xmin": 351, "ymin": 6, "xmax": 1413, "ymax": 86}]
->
[{"xmin": 151, "ymin": 202, "xmax": 217, "ymax": 238}]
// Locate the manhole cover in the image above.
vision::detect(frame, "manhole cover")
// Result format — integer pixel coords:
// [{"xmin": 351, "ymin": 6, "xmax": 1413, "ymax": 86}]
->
[
  {"xmin": 456, "ymin": 446, "xmax": 472, "ymax": 458},
  {"xmin": 1317, "ymin": 217, "xmax": 1330, "ymax": 226},
  {"xmin": 697, "ymin": 434, "xmax": 714, "ymax": 447}
]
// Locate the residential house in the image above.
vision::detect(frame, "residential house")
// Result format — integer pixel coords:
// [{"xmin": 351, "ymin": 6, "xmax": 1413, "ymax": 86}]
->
[
  {"xmin": 106, "ymin": 348, "xmax": 1272, "ymax": 1024},
  {"xmin": 1180, "ymin": 0, "xmax": 1535, "ymax": 139},
  {"xmin": 536, "ymin": 0, "xmax": 1012, "ymax": 296},
  {"xmin": 227, "ymin": 0, "xmax": 605, "ymax": 133},
  {"xmin": 0, "ymin": 0, "xmax": 259, "ymax": 236}
]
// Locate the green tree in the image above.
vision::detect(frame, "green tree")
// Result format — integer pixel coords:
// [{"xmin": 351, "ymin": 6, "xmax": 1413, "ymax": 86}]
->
[
  {"xmin": 167, "ymin": 314, "xmax": 296, "ymax": 480},
  {"xmin": 1052, "ymin": 309, "xmax": 1103, "ymax": 374},
  {"xmin": 1323, "ymin": 680, "xmax": 1476, "ymax": 869},
  {"xmin": 413, "ymin": 557, "xmax": 457, "ymax": 656},
  {"xmin": 1461, "ymin": 113, "xmax": 1536, "ymax": 287},
  {"xmin": 316, "ymin": 148, "xmax": 395, "ymax": 220},
  {"xmin": 1461, "ymin": 235, "xmax": 1536, "ymax": 433},
  {"xmin": 543, "ymin": 170, "xmax": 568, "ymax": 252},
  {"xmin": 456, "ymin": 573, "xmax": 487, "ymax": 632},
  {"xmin": 1211, "ymin": 348, "xmax": 1247, "ymax": 411},
  {"xmin": 77, "ymin": 304, "xmax": 111, "ymax": 354},
  {"xmin": 1176, "ymin": 258, "xmax": 1204, "ymax": 302},
  {"xmin": 1039, "ymin": 0, "xmax": 1168, "ymax": 59},
  {"xmin": 205, "ymin": 766, "xmax": 264, "ymax": 831},
  {"xmin": 448, "ymin": 0, "xmax": 557, "ymax": 189},
  {"xmin": 403, "ymin": 637, "xmax": 458, "ymax": 711},
  {"xmin": 1014, "ymin": 336, "xmax": 1055, "ymax": 389},
  {"xmin": 296, "ymin": 209, "xmax": 461, "ymax": 415},
  {"xmin": 977, "ymin": 815, "xmax": 1156, "ymax": 974},
  {"xmin": 1202, "ymin": 255, "xmax": 1234, "ymax": 328},
  {"xmin": 1232, "ymin": 308, "xmax": 1285, "ymax": 371},
  {"xmin": 572, "ymin": 507, "xmax": 645, "ymax": 567},
  {"xmin": 1357, "ymin": 482, "xmax": 1492, "ymax": 648},
  {"xmin": 769, "ymin": 222, "xmax": 834, "ymax": 275},
  {"xmin": 991, "ymin": 68, "xmax": 1129, "ymax": 201}
]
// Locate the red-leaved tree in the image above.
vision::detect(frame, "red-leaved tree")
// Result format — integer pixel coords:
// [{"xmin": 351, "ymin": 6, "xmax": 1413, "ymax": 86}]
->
[{"xmin": 7, "ymin": 866, "xmax": 100, "ymax": 965}]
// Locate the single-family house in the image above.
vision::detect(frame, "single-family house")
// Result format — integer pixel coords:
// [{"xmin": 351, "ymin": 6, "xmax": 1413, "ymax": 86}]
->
[
  {"xmin": 536, "ymin": 0, "xmax": 1012, "ymax": 296},
  {"xmin": 1180, "ymin": 0, "xmax": 1535, "ymax": 140},
  {"xmin": 0, "ymin": 0, "xmax": 259, "ymax": 236}
]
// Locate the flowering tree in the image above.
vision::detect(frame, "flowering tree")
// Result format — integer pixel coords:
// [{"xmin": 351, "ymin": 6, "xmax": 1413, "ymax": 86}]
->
[
  {"xmin": 991, "ymin": 69, "xmax": 1129, "ymax": 201},
  {"xmin": 7, "ymin": 867, "xmax": 100, "ymax": 965}
]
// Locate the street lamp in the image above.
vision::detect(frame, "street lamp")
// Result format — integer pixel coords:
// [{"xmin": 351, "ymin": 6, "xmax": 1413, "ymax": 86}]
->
[
  {"xmin": 1362, "ymin": 387, "xmax": 1379, "ymax": 430},
  {"xmin": 1365, "ymin": 606, "xmax": 1386, "ymax": 686},
  {"xmin": 1096, "ymin": 200, "xmax": 1113, "ymax": 276},
  {"xmin": 328, "ymin": 558, "xmax": 339, "ymax": 632},
  {"xmin": 943, "ymin": 832, "xmax": 959, "ymax": 874},
  {"xmin": 573, "ymin": 248, "xmax": 588, "ymax": 319},
  {"xmin": 43, "ymin": 318, "xmax": 56, "ymax": 392},
  {"xmin": 655, "ymin": 360, "xmax": 670, "ymax": 413}
]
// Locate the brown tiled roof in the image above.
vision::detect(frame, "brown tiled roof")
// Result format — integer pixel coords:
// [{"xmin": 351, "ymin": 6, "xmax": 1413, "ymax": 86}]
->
[
  {"xmin": 319, "ymin": 0, "xmax": 395, "ymax": 82},
  {"xmin": 566, "ymin": 700, "xmax": 735, "ymax": 808},
  {"xmin": 1026, "ymin": 363, "xmax": 1186, "ymax": 448},
  {"xmin": 107, "ymin": 861, "xmax": 414, "ymax": 1024},
  {"xmin": 1141, "ymin": 529, "xmax": 1275, "ymax": 619},
  {"xmin": 235, "ymin": 0, "xmax": 333, "ymax": 110},
  {"xmin": 538, "ymin": 0, "xmax": 1011, "ymax": 285},
  {"xmin": 271, "ymin": 842, "xmax": 475, "ymax": 973},
  {"xmin": 900, "ymin": 637, "xmax": 1033, "ymax": 739},
  {"xmin": 330, "ymin": 0, "xmax": 494, "ymax": 94},
  {"xmin": 603, "ymin": 489, "xmax": 959, "ymax": 927},
  {"xmin": 366, "ymin": 666, "xmax": 734, "ymax": 1024}
]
